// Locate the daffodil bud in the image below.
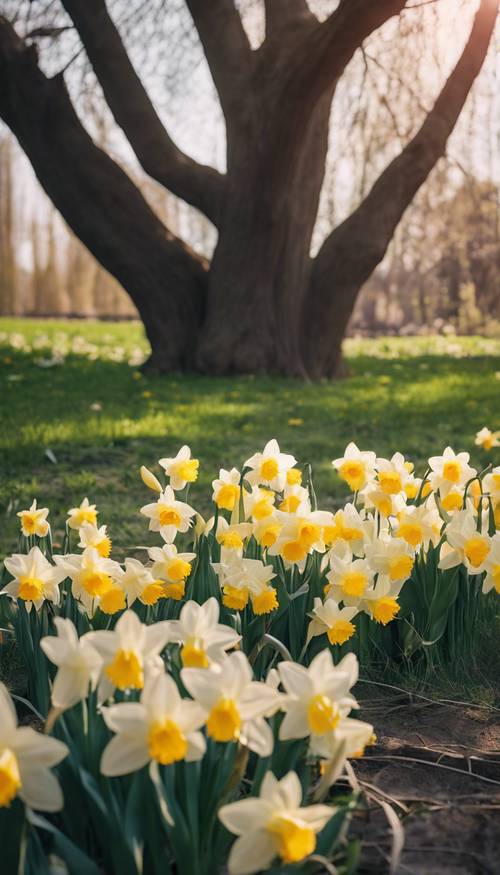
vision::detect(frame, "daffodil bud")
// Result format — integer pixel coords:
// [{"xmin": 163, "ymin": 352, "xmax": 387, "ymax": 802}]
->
[{"xmin": 140, "ymin": 466, "xmax": 162, "ymax": 492}]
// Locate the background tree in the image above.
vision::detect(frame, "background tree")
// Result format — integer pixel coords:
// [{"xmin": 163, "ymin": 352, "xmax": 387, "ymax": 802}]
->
[{"xmin": 0, "ymin": 0, "xmax": 498, "ymax": 376}]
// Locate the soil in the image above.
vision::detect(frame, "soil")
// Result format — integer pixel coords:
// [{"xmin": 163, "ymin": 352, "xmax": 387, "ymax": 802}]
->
[{"xmin": 349, "ymin": 687, "xmax": 500, "ymax": 875}]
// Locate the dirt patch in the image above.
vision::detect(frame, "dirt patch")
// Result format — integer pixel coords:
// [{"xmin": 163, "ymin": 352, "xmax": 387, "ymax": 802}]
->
[{"xmin": 349, "ymin": 691, "xmax": 500, "ymax": 874}]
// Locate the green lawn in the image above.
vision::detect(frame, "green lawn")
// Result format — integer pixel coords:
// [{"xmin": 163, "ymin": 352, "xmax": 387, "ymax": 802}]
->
[{"xmin": 0, "ymin": 318, "xmax": 499, "ymax": 562}]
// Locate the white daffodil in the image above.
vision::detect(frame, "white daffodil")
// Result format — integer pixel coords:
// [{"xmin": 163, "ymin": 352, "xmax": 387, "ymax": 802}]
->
[
  {"xmin": 393, "ymin": 503, "xmax": 442, "ymax": 549},
  {"xmin": 164, "ymin": 598, "xmax": 240, "ymax": 668},
  {"xmin": 310, "ymin": 717, "xmax": 375, "ymax": 775},
  {"xmin": 41, "ymin": 618, "xmax": 102, "ymax": 711},
  {"xmin": 215, "ymin": 519, "xmax": 253, "ymax": 556},
  {"xmin": 215, "ymin": 556, "xmax": 277, "ymax": 615},
  {"xmin": 158, "ymin": 445, "xmax": 199, "ymax": 491},
  {"xmin": 322, "ymin": 504, "xmax": 365, "ymax": 554},
  {"xmin": 253, "ymin": 514, "xmax": 283, "ymax": 550},
  {"xmin": 219, "ymin": 770, "xmax": 334, "ymax": 874},
  {"xmin": 118, "ymin": 557, "xmax": 161, "ymax": 607},
  {"xmin": 244, "ymin": 439, "xmax": 297, "ymax": 492},
  {"xmin": 482, "ymin": 533, "xmax": 500, "ymax": 594},
  {"xmin": 53, "ymin": 547, "xmax": 123, "ymax": 614},
  {"xmin": 358, "ymin": 578, "xmax": 403, "ymax": 625},
  {"xmin": 278, "ymin": 484, "xmax": 310, "ymax": 514},
  {"xmin": 325, "ymin": 555, "xmax": 374, "ymax": 606},
  {"xmin": 140, "ymin": 486, "xmax": 196, "ymax": 542},
  {"xmin": 364, "ymin": 534, "xmax": 415, "ymax": 584},
  {"xmin": 268, "ymin": 510, "xmax": 332, "ymax": 565},
  {"xmin": 475, "ymin": 427, "xmax": 500, "ymax": 451},
  {"xmin": 483, "ymin": 467, "xmax": 500, "ymax": 505},
  {"xmin": 67, "ymin": 497, "xmax": 98, "ymax": 530},
  {"xmin": 147, "ymin": 543, "xmax": 196, "ymax": 600},
  {"xmin": 375, "ymin": 452, "xmax": 411, "ymax": 495},
  {"xmin": 307, "ymin": 597, "xmax": 358, "ymax": 647},
  {"xmin": 438, "ymin": 509, "xmax": 491, "ymax": 573},
  {"xmin": 332, "ymin": 442, "xmax": 376, "ymax": 493},
  {"xmin": 78, "ymin": 523, "xmax": 112, "ymax": 558},
  {"xmin": 243, "ymin": 486, "xmax": 276, "ymax": 522},
  {"xmin": 359, "ymin": 483, "xmax": 407, "ymax": 519},
  {"xmin": 212, "ymin": 468, "xmax": 241, "ymax": 511},
  {"xmin": 17, "ymin": 499, "xmax": 50, "ymax": 538},
  {"xmin": 278, "ymin": 650, "xmax": 358, "ymax": 741},
  {"xmin": 101, "ymin": 672, "xmax": 206, "ymax": 775},
  {"xmin": 85, "ymin": 610, "xmax": 169, "ymax": 700},
  {"xmin": 0, "ymin": 683, "xmax": 68, "ymax": 811},
  {"xmin": 428, "ymin": 447, "xmax": 476, "ymax": 493},
  {"xmin": 3, "ymin": 546, "xmax": 66, "ymax": 612},
  {"xmin": 182, "ymin": 651, "xmax": 280, "ymax": 755}
]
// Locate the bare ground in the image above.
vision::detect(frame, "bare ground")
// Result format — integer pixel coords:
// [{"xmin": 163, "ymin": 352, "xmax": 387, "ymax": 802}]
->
[{"xmin": 350, "ymin": 688, "xmax": 500, "ymax": 875}]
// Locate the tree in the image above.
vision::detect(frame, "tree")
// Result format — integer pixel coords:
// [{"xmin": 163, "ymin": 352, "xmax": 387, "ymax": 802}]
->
[{"xmin": 0, "ymin": 0, "xmax": 497, "ymax": 376}]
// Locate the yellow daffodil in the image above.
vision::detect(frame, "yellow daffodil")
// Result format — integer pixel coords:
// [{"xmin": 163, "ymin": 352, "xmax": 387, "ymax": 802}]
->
[
  {"xmin": 219, "ymin": 771, "xmax": 334, "ymax": 874},
  {"xmin": 164, "ymin": 598, "xmax": 240, "ymax": 668},
  {"xmin": 17, "ymin": 499, "xmax": 50, "ymax": 538},
  {"xmin": 159, "ymin": 445, "xmax": 199, "ymax": 491},
  {"xmin": 101, "ymin": 672, "xmax": 206, "ymax": 775},
  {"xmin": 0, "ymin": 683, "xmax": 68, "ymax": 811},
  {"xmin": 332, "ymin": 442, "xmax": 376, "ymax": 492},
  {"xmin": 3, "ymin": 546, "xmax": 66, "ymax": 612},
  {"xmin": 307, "ymin": 597, "xmax": 358, "ymax": 647},
  {"xmin": 67, "ymin": 497, "xmax": 98, "ymax": 530},
  {"xmin": 212, "ymin": 468, "xmax": 241, "ymax": 511},
  {"xmin": 245, "ymin": 439, "xmax": 297, "ymax": 492},
  {"xmin": 278, "ymin": 651, "xmax": 358, "ymax": 741}
]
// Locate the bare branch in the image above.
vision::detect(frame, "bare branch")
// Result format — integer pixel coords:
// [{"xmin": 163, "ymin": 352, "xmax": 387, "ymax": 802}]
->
[
  {"xmin": 184, "ymin": 0, "xmax": 253, "ymax": 127},
  {"xmin": 61, "ymin": 0, "xmax": 224, "ymax": 225},
  {"xmin": 304, "ymin": 0, "xmax": 499, "ymax": 376}
]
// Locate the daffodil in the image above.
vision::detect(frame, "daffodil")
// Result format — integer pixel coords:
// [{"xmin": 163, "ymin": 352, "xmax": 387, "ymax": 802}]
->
[
  {"xmin": 322, "ymin": 504, "xmax": 365, "ymax": 554},
  {"xmin": 243, "ymin": 486, "xmax": 276, "ymax": 522},
  {"xmin": 375, "ymin": 452, "xmax": 411, "ymax": 495},
  {"xmin": 475, "ymin": 427, "xmax": 500, "ymax": 451},
  {"xmin": 439, "ymin": 510, "xmax": 491, "ymax": 572},
  {"xmin": 212, "ymin": 468, "xmax": 241, "ymax": 511},
  {"xmin": 358, "ymin": 483, "xmax": 407, "ymax": 519},
  {"xmin": 307, "ymin": 598, "xmax": 358, "ymax": 646},
  {"xmin": 332, "ymin": 442, "xmax": 376, "ymax": 492},
  {"xmin": 358, "ymin": 578, "xmax": 402, "ymax": 624},
  {"xmin": 310, "ymin": 716, "xmax": 375, "ymax": 767},
  {"xmin": 85, "ymin": 610, "xmax": 169, "ymax": 700},
  {"xmin": 278, "ymin": 651, "xmax": 358, "ymax": 740},
  {"xmin": 182, "ymin": 651, "xmax": 280, "ymax": 755},
  {"xmin": 3, "ymin": 546, "xmax": 66, "ymax": 612},
  {"xmin": 269, "ymin": 510, "xmax": 332, "ymax": 565},
  {"xmin": 67, "ymin": 497, "xmax": 98, "ymax": 530},
  {"xmin": 0, "ymin": 683, "xmax": 68, "ymax": 811},
  {"xmin": 216, "ymin": 557, "xmax": 277, "ymax": 614},
  {"xmin": 215, "ymin": 519, "xmax": 252, "ymax": 555},
  {"xmin": 481, "ymin": 533, "xmax": 500, "ymax": 594},
  {"xmin": 17, "ymin": 499, "xmax": 50, "ymax": 538},
  {"xmin": 78, "ymin": 523, "xmax": 112, "ymax": 557},
  {"xmin": 325, "ymin": 555, "xmax": 374, "ymax": 605},
  {"xmin": 147, "ymin": 543, "xmax": 196, "ymax": 599},
  {"xmin": 219, "ymin": 771, "xmax": 334, "ymax": 874},
  {"xmin": 364, "ymin": 534, "xmax": 415, "ymax": 584},
  {"xmin": 140, "ymin": 486, "xmax": 195, "ymax": 543},
  {"xmin": 41, "ymin": 618, "xmax": 102, "ymax": 711},
  {"xmin": 159, "ymin": 445, "xmax": 199, "ymax": 491},
  {"xmin": 140, "ymin": 465, "xmax": 163, "ymax": 493},
  {"xmin": 428, "ymin": 447, "xmax": 476, "ymax": 493},
  {"xmin": 253, "ymin": 515, "xmax": 282, "ymax": 549},
  {"xmin": 164, "ymin": 598, "xmax": 240, "ymax": 668},
  {"xmin": 101, "ymin": 672, "xmax": 206, "ymax": 775},
  {"xmin": 53, "ymin": 547, "xmax": 122, "ymax": 614},
  {"xmin": 244, "ymin": 439, "xmax": 297, "ymax": 492},
  {"xmin": 278, "ymin": 484, "xmax": 310, "ymax": 514},
  {"xmin": 394, "ymin": 503, "xmax": 442, "ymax": 549}
]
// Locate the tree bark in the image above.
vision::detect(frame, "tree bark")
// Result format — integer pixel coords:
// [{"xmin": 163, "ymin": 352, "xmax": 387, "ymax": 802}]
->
[
  {"xmin": 303, "ymin": 0, "xmax": 499, "ymax": 378},
  {"xmin": 0, "ymin": 15, "xmax": 206, "ymax": 370}
]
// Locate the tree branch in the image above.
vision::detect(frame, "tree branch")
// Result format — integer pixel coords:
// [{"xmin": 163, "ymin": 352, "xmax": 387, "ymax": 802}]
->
[
  {"xmin": 264, "ymin": 0, "xmax": 316, "ymax": 38},
  {"xmin": 304, "ymin": 0, "xmax": 499, "ymax": 376},
  {"xmin": 0, "ymin": 14, "xmax": 207, "ymax": 368},
  {"xmin": 61, "ymin": 0, "xmax": 224, "ymax": 226},
  {"xmin": 184, "ymin": 0, "xmax": 253, "ymax": 127},
  {"xmin": 299, "ymin": 0, "xmax": 408, "ymax": 103}
]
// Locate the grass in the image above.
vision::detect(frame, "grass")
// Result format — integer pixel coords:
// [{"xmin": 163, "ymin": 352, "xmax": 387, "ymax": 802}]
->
[{"xmin": 1, "ymin": 318, "xmax": 499, "ymax": 562}]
